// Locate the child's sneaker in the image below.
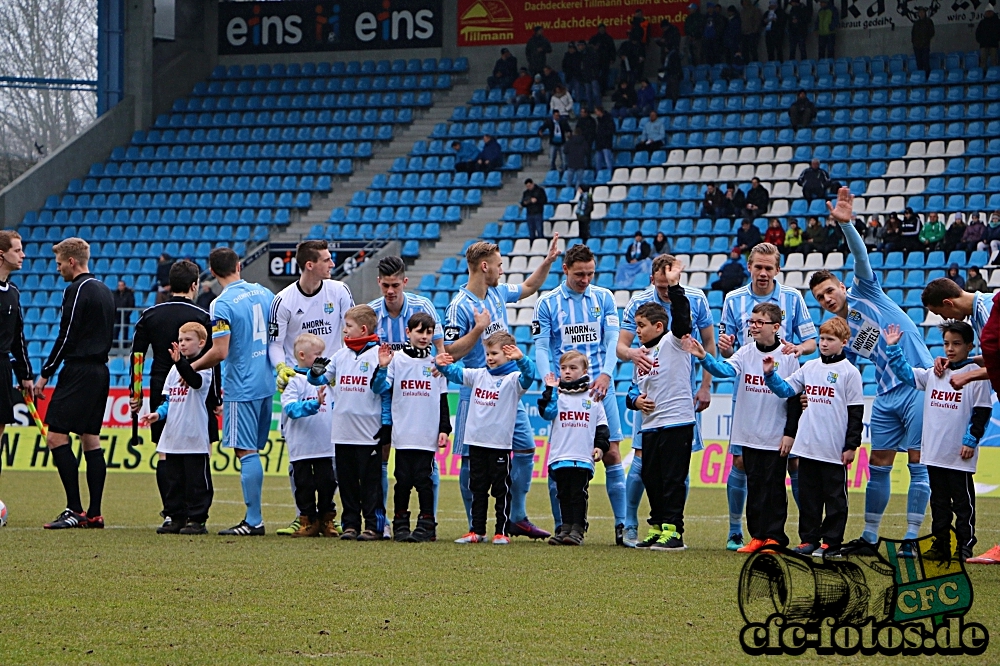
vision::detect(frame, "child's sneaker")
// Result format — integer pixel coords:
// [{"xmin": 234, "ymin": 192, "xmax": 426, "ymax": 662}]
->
[
  {"xmin": 547, "ymin": 525, "xmax": 569, "ymax": 545},
  {"xmin": 454, "ymin": 532, "xmax": 487, "ymax": 544},
  {"xmin": 406, "ymin": 516, "xmax": 437, "ymax": 542},
  {"xmin": 492, "ymin": 534, "xmax": 510, "ymax": 545},
  {"xmin": 44, "ymin": 508, "xmax": 87, "ymax": 529},
  {"xmin": 650, "ymin": 524, "xmax": 686, "ymax": 552},
  {"xmin": 897, "ymin": 540, "xmax": 918, "ymax": 559},
  {"xmin": 156, "ymin": 518, "xmax": 184, "ymax": 534},
  {"xmin": 382, "ymin": 523, "xmax": 392, "ymax": 541},
  {"xmin": 562, "ymin": 525, "xmax": 585, "ymax": 546},
  {"xmin": 357, "ymin": 529, "xmax": 380, "ymax": 541},
  {"xmin": 340, "ymin": 528, "xmax": 359, "ymax": 541},
  {"xmin": 392, "ymin": 512, "xmax": 412, "ymax": 542},
  {"xmin": 178, "ymin": 520, "xmax": 207, "ymax": 535},
  {"xmin": 276, "ymin": 517, "xmax": 300, "ymax": 536},
  {"xmin": 636, "ymin": 526, "xmax": 663, "ymax": 548},
  {"xmin": 292, "ymin": 515, "xmax": 320, "ymax": 538},
  {"xmin": 812, "ymin": 544, "xmax": 832, "ymax": 559},
  {"xmin": 726, "ymin": 533, "xmax": 744, "ymax": 551},
  {"xmin": 319, "ymin": 512, "xmax": 339, "ymax": 538},
  {"xmin": 792, "ymin": 542, "xmax": 820, "ymax": 555},
  {"xmin": 737, "ymin": 538, "xmax": 779, "ymax": 554}
]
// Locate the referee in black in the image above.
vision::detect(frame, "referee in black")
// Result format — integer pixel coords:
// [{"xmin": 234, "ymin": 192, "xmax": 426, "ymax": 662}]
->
[
  {"xmin": 130, "ymin": 259, "xmax": 221, "ymax": 533},
  {"xmin": 0, "ymin": 231, "xmax": 34, "ymax": 454},
  {"xmin": 36, "ymin": 238, "xmax": 115, "ymax": 530}
]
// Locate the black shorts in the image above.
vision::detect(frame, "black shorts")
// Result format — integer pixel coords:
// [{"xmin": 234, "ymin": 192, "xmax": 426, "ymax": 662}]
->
[
  {"xmin": 46, "ymin": 361, "xmax": 110, "ymax": 436},
  {"xmin": 0, "ymin": 358, "xmax": 18, "ymax": 425}
]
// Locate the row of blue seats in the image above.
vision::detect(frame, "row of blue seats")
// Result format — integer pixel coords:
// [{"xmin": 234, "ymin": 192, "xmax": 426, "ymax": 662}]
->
[
  {"xmin": 349, "ymin": 189, "xmax": 483, "ymax": 207},
  {"xmin": 190, "ymin": 76, "xmax": 448, "ymax": 100},
  {"xmin": 90, "ymin": 156, "xmax": 361, "ymax": 178},
  {"xmin": 44, "ymin": 194, "xmax": 308, "ymax": 214},
  {"xmin": 369, "ymin": 171, "xmax": 501, "ymax": 191},
  {"xmin": 20, "ymin": 240, "xmax": 241, "ymax": 262},
  {"xmin": 84, "ymin": 158, "xmax": 353, "ymax": 179},
  {"xmin": 306, "ymin": 222, "xmax": 441, "ymax": 242},
  {"xmin": 134, "ymin": 122, "xmax": 393, "ymax": 146},
  {"xmin": 20, "ymin": 221, "xmax": 267, "ymax": 242},
  {"xmin": 326, "ymin": 206, "xmax": 463, "ymax": 225},
  {"xmin": 430, "ymin": 120, "xmax": 544, "ymax": 140},
  {"xmin": 388, "ymin": 154, "xmax": 522, "ymax": 173},
  {"xmin": 687, "ymin": 52, "xmax": 983, "ymax": 83},
  {"xmin": 155, "ymin": 106, "xmax": 411, "ymax": 128},
  {"xmin": 209, "ymin": 58, "xmax": 467, "ymax": 80},
  {"xmin": 67, "ymin": 175, "xmax": 329, "ymax": 196},
  {"xmin": 110, "ymin": 140, "xmax": 380, "ymax": 162},
  {"xmin": 451, "ymin": 103, "xmax": 561, "ymax": 121},
  {"xmin": 19, "ymin": 249, "xmax": 230, "ymax": 276}
]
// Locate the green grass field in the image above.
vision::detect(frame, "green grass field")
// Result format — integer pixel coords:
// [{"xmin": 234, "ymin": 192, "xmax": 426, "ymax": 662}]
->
[{"xmin": 1, "ymin": 470, "xmax": 999, "ymax": 665}]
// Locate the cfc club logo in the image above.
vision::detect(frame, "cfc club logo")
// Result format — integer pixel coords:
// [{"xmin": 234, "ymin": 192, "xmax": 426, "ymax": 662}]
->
[{"xmin": 827, "ymin": 372, "xmax": 839, "ymax": 383}]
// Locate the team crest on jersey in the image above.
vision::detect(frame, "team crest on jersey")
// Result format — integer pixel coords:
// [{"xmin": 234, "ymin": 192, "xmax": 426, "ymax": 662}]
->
[
  {"xmin": 422, "ymin": 366, "xmax": 433, "ymax": 377},
  {"xmin": 827, "ymin": 372, "xmax": 839, "ymax": 383},
  {"xmin": 495, "ymin": 379, "xmax": 503, "ymax": 388},
  {"xmin": 360, "ymin": 361, "xmax": 370, "ymax": 372},
  {"xmin": 582, "ymin": 399, "xmax": 592, "ymax": 409},
  {"xmin": 848, "ymin": 309, "xmax": 862, "ymax": 322},
  {"xmin": 590, "ymin": 305, "xmax": 601, "ymax": 318},
  {"xmin": 324, "ymin": 302, "xmax": 336, "ymax": 314}
]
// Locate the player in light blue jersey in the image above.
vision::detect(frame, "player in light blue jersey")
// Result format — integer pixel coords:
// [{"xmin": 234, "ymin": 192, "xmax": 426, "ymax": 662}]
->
[
  {"xmin": 533, "ymin": 243, "xmax": 627, "ymax": 544},
  {"xmin": 193, "ymin": 248, "xmax": 275, "ymax": 536},
  {"xmin": 616, "ymin": 253, "xmax": 717, "ymax": 547},
  {"xmin": 717, "ymin": 241, "xmax": 817, "ymax": 549},
  {"xmin": 445, "ymin": 237, "xmax": 563, "ymax": 540},
  {"xmin": 809, "ymin": 187, "xmax": 934, "ymax": 551},
  {"xmin": 368, "ymin": 256, "xmax": 445, "ymax": 530}
]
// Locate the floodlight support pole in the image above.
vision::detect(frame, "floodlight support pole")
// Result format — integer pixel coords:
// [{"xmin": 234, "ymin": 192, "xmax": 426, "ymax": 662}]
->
[{"xmin": 97, "ymin": 0, "xmax": 124, "ymax": 115}]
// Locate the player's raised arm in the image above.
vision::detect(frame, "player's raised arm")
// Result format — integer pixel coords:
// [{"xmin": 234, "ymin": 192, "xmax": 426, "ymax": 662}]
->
[
  {"xmin": 828, "ymin": 187, "xmax": 874, "ymax": 281},
  {"xmin": 520, "ymin": 234, "xmax": 562, "ymax": 298}
]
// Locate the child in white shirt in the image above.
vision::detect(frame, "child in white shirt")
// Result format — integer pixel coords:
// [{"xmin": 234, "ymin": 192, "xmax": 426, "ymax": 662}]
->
[
  {"xmin": 372, "ymin": 312, "xmax": 451, "ymax": 542},
  {"xmin": 885, "ymin": 321, "xmax": 992, "ymax": 562},
  {"xmin": 538, "ymin": 350, "xmax": 610, "ymax": 546},
  {"xmin": 281, "ymin": 332, "xmax": 337, "ymax": 538},
  {"xmin": 139, "ymin": 322, "xmax": 218, "ymax": 535},
  {"xmin": 763, "ymin": 318, "xmax": 864, "ymax": 558},
  {"xmin": 436, "ymin": 331, "xmax": 537, "ymax": 545}
]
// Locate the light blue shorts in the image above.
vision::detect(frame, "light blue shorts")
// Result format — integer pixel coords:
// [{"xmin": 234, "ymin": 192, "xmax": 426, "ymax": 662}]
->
[
  {"xmin": 452, "ymin": 389, "xmax": 535, "ymax": 457},
  {"xmin": 632, "ymin": 410, "xmax": 704, "ymax": 453},
  {"xmin": 870, "ymin": 383, "xmax": 924, "ymax": 452},
  {"xmin": 222, "ymin": 398, "xmax": 272, "ymax": 451}
]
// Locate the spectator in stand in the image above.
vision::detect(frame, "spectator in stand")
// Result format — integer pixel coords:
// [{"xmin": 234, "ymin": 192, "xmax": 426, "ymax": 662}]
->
[
  {"xmin": 624, "ymin": 232, "xmax": 651, "ymax": 263},
  {"xmin": 740, "ymin": 0, "xmax": 762, "ymax": 61},
  {"xmin": 966, "ymin": 266, "xmax": 988, "ymax": 292},
  {"xmin": 549, "ymin": 84, "xmax": 575, "ymax": 117},
  {"xmin": 744, "ymin": 177, "xmax": 770, "ymax": 219},
  {"xmin": 900, "ymin": 207, "xmax": 922, "ymax": 251},
  {"xmin": 520, "ymin": 179, "xmax": 548, "ymax": 241},
  {"xmin": 784, "ymin": 219, "xmax": 803, "ymax": 254},
  {"xmin": 563, "ymin": 127, "xmax": 592, "ymax": 188},
  {"xmin": 531, "ymin": 74, "xmax": 548, "ymax": 105},
  {"xmin": 943, "ymin": 213, "xmax": 966, "ymax": 253},
  {"xmin": 712, "ymin": 247, "xmax": 751, "ymax": 294},
  {"xmin": 487, "ymin": 48, "xmax": 518, "ymax": 89},
  {"xmin": 724, "ymin": 6, "xmax": 743, "ymax": 64},
  {"xmin": 764, "ymin": 218, "xmax": 785, "ymax": 250},
  {"xmin": 736, "ymin": 218, "xmax": 762, "ymax": 254},
  {"xmin": 763, "ymin": 0, "xmax": 786, "ymax": 62},
  {"xmin": 539, "ymin": 110, "xmax": 571, "ymax": 172},
  {"xmin": 575, "ymin": 185, "xmax": 594, "ymax": 242},
  {"xmin": 789, "ymin": 90, "xmax": 817, "ymax": 130},
  {"xmin": 977, "ymin": 6, "xmax": 1000, "ymax": 68},
  {"xmin": 660, "ymin": 44, "xmax": 684, "ymax": 102},
  {"xmin": 512, "ymin": 68, "xmax": 533, "ymax": 104},
  {"xmin": 593, "ymin": 106, "xmax": 616, "ymax": 172},
  {"xmin": 801, "ymin": 215, "xmax": 824, "ymax": 253},
  {"xmin": 817, "ymin": 216, "xmax": 843, "ymax": 254},
  {"xmin": 113, "ymin": 279, "xmax": 135, "ymax": 347},
  {"xmin": 787, "ymin": 0, "xmax": 811, "ymax": 61},
  {"xmin": 457, "ymin": 134, "xmax": 502, "ymax": 173},
  {"xmin": 702, "ymin": 181, "xmax": 725, "ymax": 219},
  {"xmin": 541, "ymin": 65, "xmax": 562, "ymax": 96},
  {"xmin": 720, "ymin": 182, "xmax": 746, "ymax": 219},
  {"xmin": 451, "ymin": 139, "xmax": 479, "ymax": 172},
  {"xmin": 862, "ymin": 216, "xmax": 884, "ymax": 251},
  {"xmin": 797, "ymin": 158, "xmax": 829, "ymax": 201},
  {"xmin": 562, "ymin": 42, "xmax": 583, "ymax": 103},
  {"xmin": 978, "ymin": 212, "xmax": 1000, "ymax": 261},
  {"xmin": 702, "ymin": 3, "xmax": 727, "ymax": 65},
  {"xmin": 959, "ymin": 212, "xmax": 986, "ymax": 252},
  {"xmin": 911, "ymin": 8, "xmax": 935, "ymax": 74},
  {"xmin": 526, "ymin": 26, "xmax": 552, "ymax": 75},
  {"xmin": 881, "ymin": 214, "xmax": 904, "ymax": 252},
  {"xmin": 576, "ymin": 107, "xmax": 597, "ymax": 148},
  {"xmin": 589, "ymin": 23, "xmax": 617, "ymax": 90},
  {"xmin": 617, "ymin": 32, "xmax": 645, "ymax": 85},
  {"xmin": 579, "ymin": 41, "xmax": 602, "ymax": 105},
  {"xmin": 946, "ymin": 263, "xmax": 967, "ymax": 289},
  {"xmin": 655, "ymin": 19, "xmax": 681, "ymax": 67},
  {"xmin": 815, "ymin": 0, "xmax": 838, "ymax": 59},
  {"xmin": 634, "ymin": 79, "xmax": 655, "ymax": 117},
  {"xmin": 684, "ymin": 3, "xmax": 707, "ymax": 66},
  {"xmin": 633, "ymin": 110, "xmax": 665, "ymax": 155},
  {"xmin": 197, "ymin": 283, "xmax": 216, "ymax": 310},
  {"xmin": 653, "ymin": 231, "xmax": 670, "ymax": 256},
  {"xmin": 156, "ymin": 253, "xmax": 173, "ymax": 303},
  {"xmin": 632, "ymin": 9, "xmax": 650, "ymax": 42},
  {"xmin": 919, "ymin": 212, "xmax": 945, "ymax": 250},
  {"xmin": 611, "ymin": 80, "xmax": 638, "ymax": 118}
]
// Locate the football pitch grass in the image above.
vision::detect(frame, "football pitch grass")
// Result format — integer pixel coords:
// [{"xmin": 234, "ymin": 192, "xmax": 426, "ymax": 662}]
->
[{"xmin": 1, "ymin": 471, "xmax": 999, "ymax": 665}]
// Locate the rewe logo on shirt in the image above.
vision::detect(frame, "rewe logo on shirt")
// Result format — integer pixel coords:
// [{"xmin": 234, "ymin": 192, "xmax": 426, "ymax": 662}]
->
[
  {"xmin": 341, "ymin": 375, "xmax": 368, "ymax": 386},
  {"xmin": 805, "ymin": 384, "xmax": 835, "ymax": 397},
  {"xmin": 400, "ymin": 379, "xmax": 431, "ymax": 390},
  {"xmin": 560, "ymin": 410, "xmax": 591, "ymax": 421},
  {"xmin": 475, "ymin": 387, "xmax": 499, "ymax": 401},
  {"xmin": 930, "ymin": 389, "xmax": 962, "ymax": 403}
]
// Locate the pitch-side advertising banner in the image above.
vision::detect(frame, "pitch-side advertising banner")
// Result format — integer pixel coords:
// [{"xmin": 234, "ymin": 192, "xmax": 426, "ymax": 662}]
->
[{"xmin": 838, "ymin": 0, "xmax": 991, "ymax": 30}]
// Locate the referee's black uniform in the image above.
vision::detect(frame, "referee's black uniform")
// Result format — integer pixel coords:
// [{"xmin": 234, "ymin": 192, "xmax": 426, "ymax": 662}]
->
[
  {"xmin": 42, "ymin": 273, "xmax": 115, "ymax": 435},
  {"xmin": 131, "ymin": 296, "xmax": 220, "ymax": 444},
  {"xmin": 0, "ymin": 279, "xmax": 32, "ymax": 424}
]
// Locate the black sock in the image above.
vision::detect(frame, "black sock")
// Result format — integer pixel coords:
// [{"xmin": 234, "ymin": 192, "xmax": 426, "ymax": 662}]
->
[
  {"xmin": 84, "ymin": 448, "xmax": 107, "ymax": 518},
  {"xmin": 51, "ymin": 444, "xmax": 83, "ymax": 514}
]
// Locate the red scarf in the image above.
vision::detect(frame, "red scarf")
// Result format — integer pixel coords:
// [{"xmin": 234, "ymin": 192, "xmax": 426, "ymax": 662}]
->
[{"xmin": 345, "ymin": 334, "xmax": 378, "ymax": 353}]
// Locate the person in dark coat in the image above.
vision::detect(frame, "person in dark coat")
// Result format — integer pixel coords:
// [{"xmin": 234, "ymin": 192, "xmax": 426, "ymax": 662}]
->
[
  {"xmin": 155, "ymin": 253, "xmax": 173, "ymax": 303},
  {"xmin": 611, "ymin": 80, "xmax": 638, "ymax": 118},
  {"xmin": 575, "ymin": 185, "xmax": 594, "ymax": 242},
  {"xmin": 617, "ymin": 34, "xmax": 645, "ymax": 85},
  {"xmin": 593, "ymin": 106, "xmax": 615, "ymax": 172},
  {"xmin": 744, "ymin": 178, "xmax": 770, "ymax": 219},
  {"xmin": 589, "ymin": 24, "xmax": 617, "ymax": 90},
  {"xmin": 540, "ymin": 65, "xmax": 562, "ymax": 94},
  {"xmin": 911, "ymin": 8, "xmax": 935, "ymax": 74},
  {"xmin": 660, "ymin": 47, "xmax": 683, "ymax": 102},
  {"xmin": 712, "ymin": 247, "xmax": 750, "ymax": 294},
  {"xmin": 562, "ymin": 42, "xmax": 583, "ymax": 101},
  {"xmin": 946, "ymin": 263, "xmax": 967, "ymax": 289},
  {"xmin": 684, "ymin": 3, "xmax": 707, "ymax": 65},
  {"xmin": 624, "ymin": 233, "xmax": 651, "ymax": 263},
  {"xmin": 797, "ymin": 158, "xmax": 830, "ymax": 201},
  {"xmin": 655, "ymin": 19, "xmax": 681, "ymax": 66},
  {"xmin": 579, "ymin": 40, "xmax": 602, "ymax": 105},
  {"xmin": 787, "ymin": 0, "xmax": 812, "ymax": 60},
  {"xmin": 458, "ymin": 134, "xmax": 503, "ymax": 173},
  {"xmin": 487, "ymin": 48, "xmax": 518, "ymax": 89},
  {"xmin": 763, "ymin": 0, "xmax": 786, "ymax": 62},
  {"xmin": 723, "ymin": 6, "xmax": 743, "ymax": 63},
  {"xmin": 196, "ymin": 283, "xmax": 216, "ymax": 310},
  {"xmin": 539, "ymin": 110, "xmax": 572, "ymax": 171},
  {"xmin": 575, "ymin": 107, "xmax": 597, "ymax": 147},
  {"xmin": 702, "ymin": 182, "xmax": 725, "ymax": 219},
  {"xmin": 526, "ymin": 26, "xmax": 552, "ymax": 75},
  {"xmin": 563, "ymin": 128, "xmax": 592, "ymax": 188},
  {"xmin": 977, "ymin": 7, "xmax": 1000, "ymax": 68},
  {"xmin": 735, "ymin": 219, "xmax": 762, "ymax": 254},
  {"xmin": 966, "ymin": 266, "xmax": 988, "ymax": 292},
  {"xmin": 521, "ymin": 179, "xmax": 548, "ymax": 241},
  {"xmin": 702, "ymin": 3, "xmax": 728, "ymax": 65},
  {"xmin": 789, "ymin": 90, "xmax": 816, "ymax": 130},
  {"xmin": 113, "ymin": 279, "xmax": 135, "ymax": 347}
]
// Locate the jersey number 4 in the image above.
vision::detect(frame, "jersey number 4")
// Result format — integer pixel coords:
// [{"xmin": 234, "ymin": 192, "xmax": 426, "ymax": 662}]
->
[{"xmin": 253, "ymin": 303, "xmax": 267, "ymax": 345}]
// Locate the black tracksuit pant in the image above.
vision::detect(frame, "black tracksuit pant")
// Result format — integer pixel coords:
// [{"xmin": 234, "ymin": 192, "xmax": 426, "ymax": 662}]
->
[
  {"xmin": 742, "ymin": 447, "xmax": 789, "ymax": 545},
  {"xmin": 468, "ymin": 445, "xmax": 511, "ymax": 536},
  {"xmin": 928, "ymin": 465, "xmax": 977, "ymax": 555},
  {"xmin": 394, "ymin": 449, "xmax": 435, "ymax": 517},
  {"xmin": 292, "ymin": 457, "xmax": 337, "ymax": 518},
  {"xmin": 335, "ymin": 444, "xmax": 383, "ymax": 532},
  {"xmin": 550, "ymin": 465, "xmax": 592, "ymax": 530},
  {"xmin": 157, "ymin": 453, "xmax": 213, "ymax": 523},
  {"xmin": 798, "ymin": 457, "xmax": 848, "ymax": 547},
  {"xmin": 640, "ymin": 424, "xmax": 694, "ymax": 532}
]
